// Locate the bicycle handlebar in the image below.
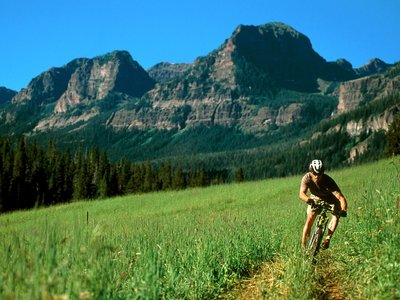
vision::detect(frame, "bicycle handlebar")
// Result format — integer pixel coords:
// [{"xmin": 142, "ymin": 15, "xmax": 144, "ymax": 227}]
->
[
  {"xmin": 314, "ymin": 201, "xmax": 334, "ymax": 211},
  {"xmin": 310, "ymin": 201, "xmax": 336, "ymax": 215},
  {"xmin": 307, "ymin": 199, "xmax": 347, "ymax": 217}
]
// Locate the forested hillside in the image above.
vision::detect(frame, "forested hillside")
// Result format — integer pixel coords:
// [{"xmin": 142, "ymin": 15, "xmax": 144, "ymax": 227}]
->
[
  {"xmin": 1, "ymin": 90, "xmax": 399, "ymax": 213},
  {"xmin": 0, "ymin": 138, "xmax": 230, "ymax": 213}
]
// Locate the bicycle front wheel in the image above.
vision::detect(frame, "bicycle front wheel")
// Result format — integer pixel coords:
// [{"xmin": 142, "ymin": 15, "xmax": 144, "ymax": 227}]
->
[{"xmin": 308, "ymin": 227, "xmax": 323, "ymax": 257}]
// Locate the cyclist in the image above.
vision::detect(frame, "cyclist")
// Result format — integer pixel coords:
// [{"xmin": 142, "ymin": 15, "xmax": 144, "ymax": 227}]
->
[{"xmin": 299, "ymin": 159, "xmax": 347, "ymax": 249}]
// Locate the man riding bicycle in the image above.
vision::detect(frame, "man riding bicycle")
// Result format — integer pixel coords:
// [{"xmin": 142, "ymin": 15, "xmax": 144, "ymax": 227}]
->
[{"xmin": 299, "ymin": 159, "xmax": 348, "ymax": 249}]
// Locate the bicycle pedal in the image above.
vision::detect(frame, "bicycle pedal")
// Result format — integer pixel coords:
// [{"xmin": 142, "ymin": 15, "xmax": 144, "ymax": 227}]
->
[{"xmin": 321, "ymin": 239, "xmax": 330, "ymax": 250}]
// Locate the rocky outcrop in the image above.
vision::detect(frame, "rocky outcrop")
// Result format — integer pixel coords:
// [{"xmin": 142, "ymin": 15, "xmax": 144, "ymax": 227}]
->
[
  {"xmin": 345, "ymin": 105, "xmax": 399, "ymax": 136},
  {"xmin": 11, "ymin": 51, "xmax": 155, "ymax": 114},
  {"xmin": 54, "ymin": 51, "xmax": 155, "ymax": 113},
  {"xmin": 12, "ymin": 64, "xmax": 77, "ymax": 105},
  {"xmin": 232, "ymin": 23, "xmax": 356, "ymax": 92},
  {"xmin": 312, "ymin": 104, "xmax": 400, "ymax": 162},
  {"xmin": 275, "ymin": 103, "xmax": 303, "ymax": 126},
  {"xmin": 34, "ymin": 107, "xmax": 100, "ymax": 131},
  {"xmin": 355, "ymin": 58, "xmax": 391, "ymax": 77},
  {"xmin": 348, "ymin": 139, "xmax": 370, "ymax": 162},
  {"xmin": 106, "ymin": 97, "xmax": 308, "ymax": 133},
  {"xmin": 145, "ymin": 37, "xmax": 237, "ymax": 103},
  {"xmin": 336, "ymin": 75, "xmax": 400, "ymax": 113},
  {"xmin": 317, "ymin": 104, "xmax": 399, "ymax": 138},
  {"xmin": 147, "ymin": 62, "xmax": 191, "ymax": 83}
]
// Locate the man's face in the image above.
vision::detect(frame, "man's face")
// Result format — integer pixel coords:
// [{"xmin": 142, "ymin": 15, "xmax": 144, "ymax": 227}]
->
[{"xmin": 310, "ymin": 171, "xmax": 323, "ymax": 183}]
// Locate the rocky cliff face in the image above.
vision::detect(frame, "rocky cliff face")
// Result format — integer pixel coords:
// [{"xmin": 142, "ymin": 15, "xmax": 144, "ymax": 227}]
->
[
  {"xmin": 8, "ymin": 51, "xmax": 155, "ymax": 131},
  {"xmin": 323, "ymin": 105, "xmax": 400, "ymax": 162},
  {"xmin": 12, "ymin": 51, "xmax": 155, "ymax": 113},
  {"xmin": 147, "ymin": 62, "xmax": 191, "ymax": 83},
  {"xmin": 108, "ymin": 22, "xmax": 359, "ymax": 133},
  {"xmin": 355, "ymin": 58, "xmax": 391, "ymax": 77},
  {"xmin": 336, "ymin": 75, "xmax": 400, "ymax": 113},
  {"xmin": 344, "ymin": 105, "xmax": 399, "ymax": 137},
  {"xmin": 2, "ymin": 22, "xmax": 398, "ymax": 145},
  {"xmin": 231, "ymin": 23, "xmax": 356, "ymax": 92},
  {"xmin": 12, "ymin": 64, "xmax": 76, "ymax": 105},
  {"xmin": 54, "ymin": 51, "xmax": 155, "ymax": 113},
  {"xmin": 334, "ymin": 59, "xmax": 395, "ymax": 116}
]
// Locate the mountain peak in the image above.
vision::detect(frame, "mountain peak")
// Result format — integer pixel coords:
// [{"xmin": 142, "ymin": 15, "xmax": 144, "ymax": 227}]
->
[
  {"xmin": 355, "ymin": 58, "xmax": 391, "ymax": 77},
  {"xmin": 259, "ymin": 22, "xmax": 302, "ymax": 37},
  {"xmin": 234, "ymin": 22, "xmax": 301, "ymax": 38},
  {"xmin": 146, "ymin": 21, "xmax": 360, "ymax": 103},
  {"xmin": 0, "ymin": 86, "xmax": 17, "ymax": 104},
  {"xmin": 229, "ymin": 22, "xmax": 339, "ymax": 92},
  {"xmin": 54, "ymin": 50, "xmax": 155, "ymax": 113},
  {"xmin": 93, "ymin": 50, "xmax": 133, "ymax": 64},
  {"xmin": 12, "ymin": 50, "xmax": 155, "ymax": 113}
]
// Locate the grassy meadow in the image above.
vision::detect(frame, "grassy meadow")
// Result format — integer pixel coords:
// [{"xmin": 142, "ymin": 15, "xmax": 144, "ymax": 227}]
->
[{"xmin": 0, "ymin": 158, "xmax": 399, "ymax": 299}]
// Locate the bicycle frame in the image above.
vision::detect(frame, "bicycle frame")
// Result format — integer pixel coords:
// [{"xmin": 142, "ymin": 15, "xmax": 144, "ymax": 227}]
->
[{"xmin": 307, "ymin": 202, "xmax": 334, "ymax": 257}]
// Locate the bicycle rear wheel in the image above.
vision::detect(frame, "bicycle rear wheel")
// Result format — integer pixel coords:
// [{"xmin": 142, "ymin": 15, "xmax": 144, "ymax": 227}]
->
[{"xmin": 308, "ymin": 227, "xmax": 323, "ymax": 257}]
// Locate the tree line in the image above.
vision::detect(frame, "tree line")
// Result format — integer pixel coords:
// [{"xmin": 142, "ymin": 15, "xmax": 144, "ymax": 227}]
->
[
  {"xmin": 0, "ymin": 138, "xmax": 239, "ymax": 213},
  {"xmin": 1, "ymin": 96, "xmax": 398, "ymax": 214}
]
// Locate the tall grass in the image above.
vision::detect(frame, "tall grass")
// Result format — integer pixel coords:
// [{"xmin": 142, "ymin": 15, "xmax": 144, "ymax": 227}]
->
[
  {"xmin": 261, "ymin": 158, "xmax": 400, "ymax": 299},
  {"xmin": 0, "ymin": 158, "xmax": 399, "ymax": 299},
  {"xmin": 334, "ymin": 159, "xmax": 400, "ymax": 299}
]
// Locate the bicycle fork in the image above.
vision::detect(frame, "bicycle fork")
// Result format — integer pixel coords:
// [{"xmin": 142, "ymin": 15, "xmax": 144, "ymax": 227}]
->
[{"xmin": 308, "ymin": 212, "xmax": 329, "ymax": 256}]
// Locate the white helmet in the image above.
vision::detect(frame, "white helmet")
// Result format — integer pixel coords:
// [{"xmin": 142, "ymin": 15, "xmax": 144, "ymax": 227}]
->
[{"xmin": 309, "ymin": 159, "xmax": 324, "ymax": 174}]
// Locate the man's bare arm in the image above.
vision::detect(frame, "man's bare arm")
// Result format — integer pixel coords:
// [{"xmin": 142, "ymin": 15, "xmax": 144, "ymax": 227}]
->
[
  {"xmin": 299, "ymin": 184, "xmax": 309, "ymax": 203},
  {"xmin": 333, "ymin": 191, "xmax": 347, "ymax": 211}
]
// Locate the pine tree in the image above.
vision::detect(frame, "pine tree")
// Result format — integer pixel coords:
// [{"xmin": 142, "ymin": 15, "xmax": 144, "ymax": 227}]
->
[
  {"xmin": 159, "ymin": 163, "xmax": 172, "ymax": 190},
  {"xmin": 143, "ymin": 162, "xmax": 154, "ymax": 192},
  {"xmin": 235, "ymin": 167, "xmax": 245, "ymax": 183},
  {"xmin": 118, "ymin": 160, "xmax": 132, "ymax": 194},
  {"xmin": 62, "ymin": 150, "xmax": 75, "ymax": 202},
  {"xmin": 96, "ymin": 151, "xmax": 111, "ymax": 197},
  {"xmin": 29, "ymin": 140, "xmax": 48, "ymax": 206},
  {"xmin": 0, "ymin": 139, "xmax": 13, "ymax": 211},
  {"xmin": 125, "ymin": 165, "xmax": 137, "ymax": 194},
  {"xmin": 98, "ymin": 174, "xmax": 110, "ymax": 198},
  {"xmin": 197, "ymin": 167, "xmax": 208, "ymax": 187},
  {"xmin": 386, "ymin": 114, "xmax": 400, "ymax": 156},
  {"xmin": 172, "ymin": 168, "xmax": 186, "ymax": 190},
  {"xmin": 73, "ymin": 149, "xmax": 91, "ymax": 200},
  {"xmin": 108, "ymin": 166, "xmax": 119, "ymax": 196},
  {"xmin": 132, "ymin": 165, "xmax": 144, "ymax": 193},
  {"xmin": 11, "ymin": 138, "xmax": 29, "ymax": 209}
]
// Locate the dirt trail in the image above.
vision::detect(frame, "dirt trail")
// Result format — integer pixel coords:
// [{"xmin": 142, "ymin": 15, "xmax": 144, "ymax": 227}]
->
[
  {"xmin": 311, "ymin": 253, "xmax": 347, "ymax": 300},
  {"xmin": 219, "ymin": 260, "xmax": 287, "ymax": 299},
  {"xmin": 220, "ymin": 253, "xmax": 347, "ymax": 300}
]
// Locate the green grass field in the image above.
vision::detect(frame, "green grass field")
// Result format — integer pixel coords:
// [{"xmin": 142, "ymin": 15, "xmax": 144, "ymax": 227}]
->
[{"xmin": 1, "ymin": 158, "xmax": 399, "ymax": 299}]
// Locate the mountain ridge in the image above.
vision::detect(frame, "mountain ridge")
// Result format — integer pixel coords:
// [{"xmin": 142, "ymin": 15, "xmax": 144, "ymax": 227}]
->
[{"xmin": 0, "ymin": 22, "xmax": 398, "ymax": 166}]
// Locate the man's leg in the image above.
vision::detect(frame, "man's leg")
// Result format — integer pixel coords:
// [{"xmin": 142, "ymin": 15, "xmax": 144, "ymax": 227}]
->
[
  {"xmin": 322, "ymin": 202, "xmax": 340, "ymax": 249},
  {"xmin": 302, "ymin": 212, "xmax": 316, "ymax": 247},
  {"xmin": 328, "ymin": 215, "xmax": 339, "ymax": 233}
]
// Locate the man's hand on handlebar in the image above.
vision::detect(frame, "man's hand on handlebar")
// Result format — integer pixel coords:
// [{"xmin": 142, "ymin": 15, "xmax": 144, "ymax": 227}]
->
[{"xmin": 306, "ymin": 198, "xmax": 316, "ymax": 208}]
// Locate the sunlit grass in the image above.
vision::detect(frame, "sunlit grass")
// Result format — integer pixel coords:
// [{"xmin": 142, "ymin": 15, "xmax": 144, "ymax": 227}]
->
[{"xmin": 1, "ymin": 158, "xmax": 399, "ymax": 299}]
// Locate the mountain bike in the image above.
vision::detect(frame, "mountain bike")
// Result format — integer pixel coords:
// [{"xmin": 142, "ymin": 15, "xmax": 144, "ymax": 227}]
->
[{"xmin": 307, "ymin": 201, "xmax": 336, "ymax": 257}]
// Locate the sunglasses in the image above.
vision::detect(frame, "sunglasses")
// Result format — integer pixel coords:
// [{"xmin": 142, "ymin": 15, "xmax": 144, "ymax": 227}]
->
[{"xmin": 312, "ymin": 171, "xmax": 323, "ymax": 177}]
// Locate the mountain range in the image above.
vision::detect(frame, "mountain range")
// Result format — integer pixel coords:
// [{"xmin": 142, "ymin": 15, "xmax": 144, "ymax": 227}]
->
[{"xmin": 0, "ymin": 22, "xmax": 399, "ymax": 177}]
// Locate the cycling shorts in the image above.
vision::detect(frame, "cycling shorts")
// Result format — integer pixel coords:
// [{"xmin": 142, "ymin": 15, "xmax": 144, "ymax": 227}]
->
[{"xmin": 307, "ymin": 194, "xmax": 341, "ymax": 216}]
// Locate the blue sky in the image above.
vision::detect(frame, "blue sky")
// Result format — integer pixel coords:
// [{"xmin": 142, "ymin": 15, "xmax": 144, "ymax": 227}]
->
[{"xmin": 1, "ymin": 0, "xmax": 399, "ymax": 91}]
